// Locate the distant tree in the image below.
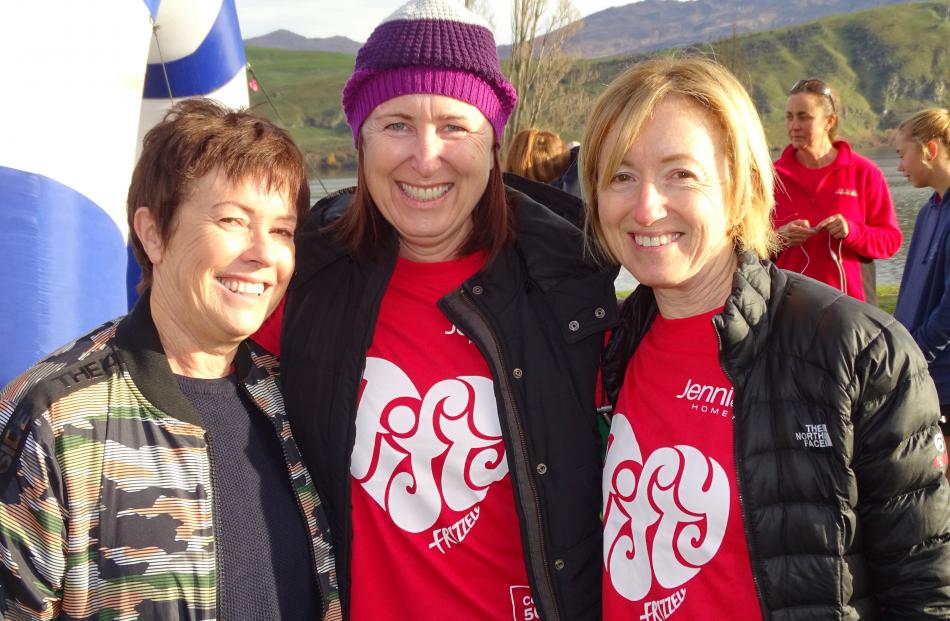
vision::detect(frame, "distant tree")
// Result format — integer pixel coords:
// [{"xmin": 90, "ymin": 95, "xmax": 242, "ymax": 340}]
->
[{"xmin": 505, "ymin": 0, "xmax": 582, "ymax": 146}]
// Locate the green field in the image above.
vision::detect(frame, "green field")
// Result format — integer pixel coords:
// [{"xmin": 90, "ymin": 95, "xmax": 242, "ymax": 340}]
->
[
  {"xmin": 247, "ymin": 48, "xmax": 356, "ymax": 168},
  {"xmin": 246, "ymin": 1, "xmax": 950, "ymax": 173},
  {"xmin": 877, "ymin": 284, "xmax": 900, "ymax": 314}
]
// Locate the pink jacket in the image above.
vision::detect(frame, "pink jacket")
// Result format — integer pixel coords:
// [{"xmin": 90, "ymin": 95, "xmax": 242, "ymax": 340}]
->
[{"xmin": 773, "ymin": 141, "xmax": 901, "ymax": 301}]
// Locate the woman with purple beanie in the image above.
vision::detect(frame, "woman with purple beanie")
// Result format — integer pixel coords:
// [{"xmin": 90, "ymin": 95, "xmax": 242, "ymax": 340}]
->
[{"xmin": 278, "ymin": 1, "xmax": 617, "ymax": 619}]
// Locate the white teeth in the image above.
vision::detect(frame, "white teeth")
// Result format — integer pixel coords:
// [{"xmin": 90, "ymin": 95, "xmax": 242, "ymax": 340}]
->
[
  {"xmin": 399, "ymin": 183, "xmax": 451, "ymax": 201},
  {"xmin": 634, "ymin": 233, "xmax": 681, "ymax": 247},
  {"xmin": 218, "ymin": 278, "xmax": 265, "ymax": 296}
]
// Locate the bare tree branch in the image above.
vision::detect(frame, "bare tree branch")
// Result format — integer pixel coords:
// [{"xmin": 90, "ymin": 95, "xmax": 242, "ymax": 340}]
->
[{"xmin": 505, "ymin": 0, "xmax": 581, "ymax": 147}]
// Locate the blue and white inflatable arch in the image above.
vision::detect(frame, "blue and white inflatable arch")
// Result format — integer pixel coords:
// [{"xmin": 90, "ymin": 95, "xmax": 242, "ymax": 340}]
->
[{"xmin": 0, "ymin": 0, "xmax": 249, "ymax": 386}]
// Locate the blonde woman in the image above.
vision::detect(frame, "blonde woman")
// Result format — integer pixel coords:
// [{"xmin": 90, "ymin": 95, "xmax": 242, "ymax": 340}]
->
[
  {"xmin": 581, "ymin": 57, "xmax": 950, "ymax": 619},
  {"xmin": 895, "ymin": 108, "xmax": 950, "ymax": 458}
]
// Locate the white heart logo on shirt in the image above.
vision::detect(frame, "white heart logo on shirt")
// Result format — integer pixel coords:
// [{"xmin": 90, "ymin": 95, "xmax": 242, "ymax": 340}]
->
[
  {"xmin": 603, "ymin": 414, "xmax": 730, "ymax": 601},
  {"xmin": 351, "ymin": 357, "xmax": 508, "ymax": 533}
]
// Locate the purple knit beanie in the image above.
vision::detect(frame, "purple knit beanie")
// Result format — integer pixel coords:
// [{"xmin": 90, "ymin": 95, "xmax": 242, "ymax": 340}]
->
[{"xmin": 342, "ymin": 0, "xmax": 517, "ymax": 146}]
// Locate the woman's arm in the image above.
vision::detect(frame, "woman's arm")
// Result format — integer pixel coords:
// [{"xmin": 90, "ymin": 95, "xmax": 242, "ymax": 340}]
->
[
  {"xmin": 851, "ymin": 322, "xmax": 950, "ymax": 618},
  {"xmin": 840, "ymin": 163, "xmax": 903, "ymax": 260},
  {"xmin": 0, "ymin": 408, "xmax": 66, "ymax": 619},
  {"xmin": 912, "ymin": 245, "xmax": 950, "ymax": 363}
]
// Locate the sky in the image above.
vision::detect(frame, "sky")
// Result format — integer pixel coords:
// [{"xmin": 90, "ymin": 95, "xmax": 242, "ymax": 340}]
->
[{"xmin": 234, "ymin": 0, "xmax": 627, "ymax": 45}]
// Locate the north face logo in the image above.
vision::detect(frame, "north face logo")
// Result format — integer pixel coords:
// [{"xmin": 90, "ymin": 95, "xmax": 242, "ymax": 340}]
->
[{"xmin": 795, "ymin": 423, "xmax": 832, "ymax": 448}]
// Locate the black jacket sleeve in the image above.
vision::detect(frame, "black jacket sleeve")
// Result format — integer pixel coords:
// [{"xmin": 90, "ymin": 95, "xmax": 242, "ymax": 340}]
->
[{"xmin": 851, "ymin": 319, "xmax": 950, "ymax": 618}]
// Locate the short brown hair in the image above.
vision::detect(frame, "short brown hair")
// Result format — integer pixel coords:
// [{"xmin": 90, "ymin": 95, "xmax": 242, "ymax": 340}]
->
[
  {"xmin": 580, "ymin": 56, "xmax": 778, "ymax": 261},
  {"xmin": 504, "ymin": 128, "xmax": 570, "ymax": 183},
  {"xmin": 330, "ymin": 144, "xmax": 514, "ymax": 264},
  {"xmin": 127, "ymin": 98, "xmax": 309, "ymax": 290}
]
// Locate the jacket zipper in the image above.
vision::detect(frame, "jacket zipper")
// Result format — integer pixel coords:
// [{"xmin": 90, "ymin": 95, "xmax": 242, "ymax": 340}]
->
[
  {"xmin": 457, "ymin": 288, "xmax": 561, "ymax": 621},
  {"xmin": 713, "ymin": 320, "xmax": 769, "ymax": 620},
  {"xmin": 240, "ymin": 384, "xmax": 327, "ymax": 614},
  {"xmin": 204, "ymin": 432, "xmax": 223, "ymax": 621}
]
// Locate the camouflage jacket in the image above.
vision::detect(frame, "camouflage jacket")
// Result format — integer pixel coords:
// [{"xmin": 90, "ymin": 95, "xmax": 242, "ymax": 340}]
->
[{"xmin": 0, "ymin": 298, "xmax": 339, "ymax": 620}]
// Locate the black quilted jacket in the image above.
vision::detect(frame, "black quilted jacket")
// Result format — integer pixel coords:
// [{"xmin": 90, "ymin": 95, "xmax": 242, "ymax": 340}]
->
[
  {"xmin": 602, "ymin": 253, "xmax": 950, "ymax": 619},
  {"xmin": 282, "ymin": 181, "xmax": 619, "ymax": 620}
]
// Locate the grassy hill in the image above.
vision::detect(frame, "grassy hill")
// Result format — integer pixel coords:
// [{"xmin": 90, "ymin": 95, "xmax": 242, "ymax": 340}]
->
[
  {"xmin": 547, "ymin": 0, "xmax": 920, "ymax": 59},
  {"xmin": 247, "ymin": 1, "xmax": 950, "ymax": 172},
  {"xmin": 711, "ymin": 0, "xmax": 949, "ymax": 149},
  {"xmin": 246, "ymin": 48, "xmax": 355, "ymax": 169}
]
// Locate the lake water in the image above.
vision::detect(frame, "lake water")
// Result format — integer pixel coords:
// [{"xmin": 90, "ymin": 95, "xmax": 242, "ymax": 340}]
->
[{"xmin": 310, "ymin": 148, "xmax": 929, "ymax": 290}]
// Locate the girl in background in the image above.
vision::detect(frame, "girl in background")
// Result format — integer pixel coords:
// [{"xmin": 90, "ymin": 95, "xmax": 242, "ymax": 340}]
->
[{"xmin": 894, "ymin": 108, "xmax": 950, "ymax": 465}]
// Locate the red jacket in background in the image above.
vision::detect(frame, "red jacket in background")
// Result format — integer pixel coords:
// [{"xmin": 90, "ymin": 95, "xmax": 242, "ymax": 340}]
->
[{"xmin": 773, "ymin": 140, "xmax": 901, "ymax": 301}]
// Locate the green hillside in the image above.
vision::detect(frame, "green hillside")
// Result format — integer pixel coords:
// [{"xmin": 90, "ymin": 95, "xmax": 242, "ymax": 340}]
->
[
  {"xmin": 712, "ymin": 0, "xmax": 950, "ymax": 149},
  {"xmin": 246, "ymin": 1, "xmax": 950, "ymax": 172},
  {"xmin": 246, "ymin": 48, "xmax": 355, "ymax": 168}
]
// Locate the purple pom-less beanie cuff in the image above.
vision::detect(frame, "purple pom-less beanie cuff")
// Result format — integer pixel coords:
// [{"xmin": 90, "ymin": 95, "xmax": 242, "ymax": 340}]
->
[
  {"xmin": 345, "ymin": 67, "xmax": 509, "ymax": 145},
  {"xmin": 341, "ymin": 0, "xmax": 517, "ymax": 147}
]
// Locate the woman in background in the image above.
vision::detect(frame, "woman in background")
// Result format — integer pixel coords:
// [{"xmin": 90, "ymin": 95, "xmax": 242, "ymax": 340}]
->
[
  {"xmin": 894, "ymin": 108, "xmax": 950, "ymax": 469},
  {"xmin": 773, "ymin": 77, "xmax": 901, "ymax": 301},
  {"xmin": 505, "ymin": 127, "xmax": 572, "ymax": 183}
]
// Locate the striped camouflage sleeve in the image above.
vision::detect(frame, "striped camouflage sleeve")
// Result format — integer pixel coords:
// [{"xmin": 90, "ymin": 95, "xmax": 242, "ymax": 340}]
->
[{"xmin": 0, "ymin": 373, "xmax": 67, "ymax": 620}]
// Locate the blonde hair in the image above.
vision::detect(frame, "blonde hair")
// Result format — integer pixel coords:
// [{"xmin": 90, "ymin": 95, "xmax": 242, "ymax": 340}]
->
[
  {"xmin": 898, "ymin": 108, "xmax": 950, "ymax": 152},
  {"xmin": 579, "ymin": 56, "xmax": 778, "ymax": 262},
  {"xmin": 504, "ymin": 128, "xmax": 571, "ymax": 183}
]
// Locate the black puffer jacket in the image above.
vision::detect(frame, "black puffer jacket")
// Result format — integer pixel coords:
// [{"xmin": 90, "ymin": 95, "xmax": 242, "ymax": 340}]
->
[
  {"xmin": 602, "ymin": 253, "xmax": 950, "ymax": 619},
  {"xmin": 282, "ymin": 183, "xmax": 618, "ymax": 620}
]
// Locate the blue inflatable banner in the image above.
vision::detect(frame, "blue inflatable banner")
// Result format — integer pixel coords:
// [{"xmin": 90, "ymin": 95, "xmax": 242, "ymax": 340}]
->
[{"xmin": 0, "ymin": 0, "xmax": 248, "ymax": 386}]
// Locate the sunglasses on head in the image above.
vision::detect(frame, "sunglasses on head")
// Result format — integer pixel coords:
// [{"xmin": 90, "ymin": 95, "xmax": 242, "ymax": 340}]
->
[{"xmin": 789, "ymin": 78, "xmax": 836, "ymax": 114}]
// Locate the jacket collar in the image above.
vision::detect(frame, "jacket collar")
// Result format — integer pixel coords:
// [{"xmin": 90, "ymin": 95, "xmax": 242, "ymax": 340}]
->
[
  {"xmin": 508, "ymin": 187, "xmax": 612, "ymax": 291},
  {"xmin": 115, "ymin": 291, "xmax": 261, "ymax": 427},
  {"xmin": 932, "ymin": 189, "xmax": 950, "ymax": 210},
  {"xmin": 476, "ymin": 190, "xmax": 619, "ymax": 343},
  {"xmin": 714, "ymin": 252, "xmax": 786, "ymax": 373},
  {"xmin": 297, "ymin": 183, "xmax": 619, "ymax": 343},
  {"xmin": 775, "ymin": 139, "xmax": 853, "ymax": 179},
  {"xmin": 604, "ymin": 252, "xmax": 784, "ymax": 405},
  {"xmin": 295, "ymin": 187, "xmax": 367, "ymax": 276},
  {"xmin": 299, "ymin": 183, "xmax": 616, "ymax": 293}
]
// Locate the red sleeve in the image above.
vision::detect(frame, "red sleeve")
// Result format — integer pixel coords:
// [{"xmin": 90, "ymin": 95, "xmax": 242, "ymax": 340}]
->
[
  {"xmin": 842, "ymin": 160, "xmax": 902, "ymax": 259},
  {"xmin": 250, "ymin": 296, "xmax": 285, "ymax": 355}
]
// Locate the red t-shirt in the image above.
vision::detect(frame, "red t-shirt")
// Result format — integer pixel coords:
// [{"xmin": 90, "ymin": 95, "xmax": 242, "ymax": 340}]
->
[
  {"xmin": 250, "ymin": 296, "xmax": 283, "ymax": 355},
  {"xmin": 349, "ymin": 253, "xmax": 537, "ymax": 621},
  {"xmin": 602, "ymin": 308, "xmax": 762, "ymax": 621}
]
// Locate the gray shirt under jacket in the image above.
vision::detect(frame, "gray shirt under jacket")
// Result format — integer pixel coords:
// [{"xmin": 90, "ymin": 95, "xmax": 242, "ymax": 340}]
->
[{"xmin": 176, "ymin": 373, "xmax": 318, "ymax": 621}]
